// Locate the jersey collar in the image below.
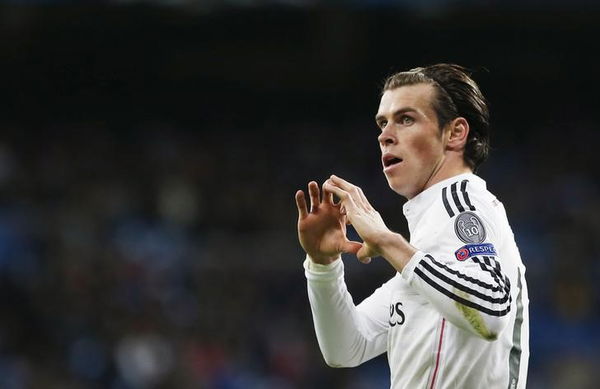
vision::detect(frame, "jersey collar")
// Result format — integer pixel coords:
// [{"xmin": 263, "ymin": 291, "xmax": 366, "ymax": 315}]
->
[{"xmin": 402, "ymin": 173, "xmax": 486, "ymax": 230}]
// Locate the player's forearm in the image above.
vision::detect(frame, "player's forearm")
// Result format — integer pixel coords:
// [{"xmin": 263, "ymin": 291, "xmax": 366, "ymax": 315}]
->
[
  {"xmin": 375, "ymin": 230, "xmax": 418, "ymax": 272},
  {"xmin": 304, "ymin": 258, "xmax": 385, "ymax": 367}
]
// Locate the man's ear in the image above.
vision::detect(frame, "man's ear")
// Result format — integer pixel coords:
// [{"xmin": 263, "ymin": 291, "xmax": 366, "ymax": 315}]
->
[{"xmin": 446, "ymin": 117, "xmax": 470, "ymax": 150}]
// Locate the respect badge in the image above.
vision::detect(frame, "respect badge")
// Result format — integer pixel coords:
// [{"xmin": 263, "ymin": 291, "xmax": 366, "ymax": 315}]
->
[{"xmin": 454, "ymin": 243, "xmax": 497, "ymax": 261}]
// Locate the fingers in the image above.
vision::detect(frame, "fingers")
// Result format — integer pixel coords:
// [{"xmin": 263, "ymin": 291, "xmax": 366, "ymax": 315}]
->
[
  {"xmin": 329, "ymin": 174, "xmax": 353, "ymax": 190},
  {"xmin": 298, "ymin": 180, "xmax": 337, "ymax": 216},
  {"xmin": 323, "ymin": 181, "xmax": 355, "ymax": 212},
  {"xmin": 299, "ymin": 177, "xmax": 366, "ymax": 218},
  {"xmin": 328, "ymin": 175, "xmax": 371, "ymax": 209},
  {"xmin": 341, "ymin": 240, "xmax": 362, "ymax": 254},
  {"xmin": 359, "ymin": 256, "xmax": 372, "ymax": 264},
  {"xmin": 308, "ymin": 181, "xmax": 320, "ymax": 213},
  {"xmin": 339, "ymin": 240, "xmax": 374, "ymax": 264},
  {"xmin": 356, "ymin": 245, "xmax": 373, "ymax": 264},
  {"xmin": 355, "ymin": 186, "xmax": 374, "ymax": 210},
  {"xmin": 322, "ymin": 183, "xmax": 334, "ymax": 205},
  {"xmin": 295, "ymin": 190, "xmax": 308, "ymax": 219}
]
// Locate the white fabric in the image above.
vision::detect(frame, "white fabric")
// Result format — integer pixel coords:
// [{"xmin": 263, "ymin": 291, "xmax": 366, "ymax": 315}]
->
[{"xmin": 305, "ymin": 173, "xmax": 529, "ymax": 389}]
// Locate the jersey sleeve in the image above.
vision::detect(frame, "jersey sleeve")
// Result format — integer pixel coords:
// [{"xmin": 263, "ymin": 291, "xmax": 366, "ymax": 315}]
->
[
  {"xmin": 304, "ymin": 256, "xmax": 391, "ymax": 367},
  {"xmin": 400, "ymin": 203, "xmax": 513, "ymax": 341}
]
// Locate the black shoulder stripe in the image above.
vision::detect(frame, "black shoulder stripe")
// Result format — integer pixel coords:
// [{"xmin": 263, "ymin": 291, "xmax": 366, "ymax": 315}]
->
[
  {"xmin": 450, "ymin": 182, "xmax": 465, "ymax": 213},
  {"xmin": 414, "ymin": 267, "xmax": 511, "ymax": 317},
  {"xmin": 460, "ymin": 180, "xmax": 476, "ymax": 211},
  {"xmin": 442, "ymin": 187, "xmax": 455, "ymax": 217}
]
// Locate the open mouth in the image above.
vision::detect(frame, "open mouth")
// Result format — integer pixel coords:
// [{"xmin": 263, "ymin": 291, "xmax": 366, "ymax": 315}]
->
[{"xmin": 383, "ymin": 154, "xmax": 403, "ymax": 168}]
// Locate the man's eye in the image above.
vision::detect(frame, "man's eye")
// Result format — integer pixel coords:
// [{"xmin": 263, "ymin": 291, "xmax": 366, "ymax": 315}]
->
[
  {"xmin": 400, "ymin": 115, "xmax": 414, "ymax": 125},
  {"xmin": 379, "ymin": 121, "xmax": 387, "ymax": 129}
]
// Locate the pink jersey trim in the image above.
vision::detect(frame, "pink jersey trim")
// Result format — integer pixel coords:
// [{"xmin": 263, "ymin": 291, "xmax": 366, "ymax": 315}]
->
[{"xmin": 429, "ymin": 318, "xmax": 446, "ymax": 389}]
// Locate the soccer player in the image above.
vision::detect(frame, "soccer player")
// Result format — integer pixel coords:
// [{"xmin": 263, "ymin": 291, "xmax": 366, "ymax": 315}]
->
[{"xmin": 294, "ymin": 64, "xmax": 529, "ymax": 388}]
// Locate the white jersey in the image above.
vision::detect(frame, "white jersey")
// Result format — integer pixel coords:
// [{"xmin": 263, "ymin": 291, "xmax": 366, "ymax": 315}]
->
[{"xmin": 304, "ymin": 173, "xmax": 529, "ymax": 389}]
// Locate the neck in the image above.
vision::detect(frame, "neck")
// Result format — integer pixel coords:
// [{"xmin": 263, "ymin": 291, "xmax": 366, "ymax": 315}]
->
[{"xmin": 423, "ymin": 154, "xmax": 472, "ymax": 193}]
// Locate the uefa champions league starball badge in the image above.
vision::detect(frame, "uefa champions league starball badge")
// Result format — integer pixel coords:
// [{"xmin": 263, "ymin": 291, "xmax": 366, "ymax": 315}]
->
[{"xmin": 454, "ymin": 211, "xmax": 486, "ymax": 244}]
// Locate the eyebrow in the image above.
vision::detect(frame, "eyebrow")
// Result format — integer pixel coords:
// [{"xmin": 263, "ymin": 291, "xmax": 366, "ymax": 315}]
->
[{"xmin": 375, "ymin": 107, "xmax": 418, "ymax": 123}]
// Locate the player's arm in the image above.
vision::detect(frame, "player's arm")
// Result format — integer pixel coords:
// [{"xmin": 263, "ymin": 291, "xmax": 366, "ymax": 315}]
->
[
  {"xmin": 305, "ymin": 257, "xmax": 391, "ymax": 367},
  {"xmin": 296, "ymin": 181, "xmax": 388, "ymax": 367},
  {"xmin": 394, "ymin": 212, "xmax": 513, "ymax": 341},
  {"xmin": 324, "ymin": 175, "xmax": 512, "ymax": 340}
]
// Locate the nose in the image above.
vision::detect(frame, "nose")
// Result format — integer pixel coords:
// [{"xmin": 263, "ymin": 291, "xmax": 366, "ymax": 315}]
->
[{"xmin": 378, "ymin": 125, "xmax": 396, "ymax": 147}]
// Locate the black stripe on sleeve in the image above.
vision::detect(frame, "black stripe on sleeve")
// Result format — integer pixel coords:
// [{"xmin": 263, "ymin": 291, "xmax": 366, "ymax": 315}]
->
[
  {"xmin": 451, "ymin": 182, "xmax": 466, "ymax": 213},
  {"xmin": 483, "ymin": 256, "xmax": 503, "ymax": 283},
  {"xmin": 414, "ymin": 267, "xmax": 511, "ymax": 317},
  {"xmin": 475, "ymin": 257, "xmax": 512, "ymax": 299},
  {"xmin": 418, "ymin": 260, "xmax": 511, "ymax": 304},
  {"xmin": 473, "ymin": 256, "xmax": 508, "ymax": 291},
  {"xmin": 442, "ymin": 187, "xmax": 455, "ymax": 217},
  {"xmin": 460, "ymin": 180, "xmax": 476, "ymax": 211},
  {"xmin": 485, "ymin": 256, "xmax": 508, "ymax": 286},
  {"xmin": 426, "ymin": 254, "xmax": 502, "ymax": 292}
]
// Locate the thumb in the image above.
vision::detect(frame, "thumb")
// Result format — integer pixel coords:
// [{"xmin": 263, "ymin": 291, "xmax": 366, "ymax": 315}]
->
[
  {"xmin": 356, "ymin": 245, "xmax": 374, "ymax": 264},
  {"xmin": 340, "ymin": 240, "xmax": 362, "ymax": 255}
]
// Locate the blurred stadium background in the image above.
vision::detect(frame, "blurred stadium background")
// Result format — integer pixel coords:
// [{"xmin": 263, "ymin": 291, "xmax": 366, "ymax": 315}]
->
[{"xmin": 1, "ymin": 1, "xmax": 599, "ymax": 388}]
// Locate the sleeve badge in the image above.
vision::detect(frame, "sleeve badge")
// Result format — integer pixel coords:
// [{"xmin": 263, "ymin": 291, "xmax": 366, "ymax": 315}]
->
[
  {"xmin": 455, "ymin": 243, "xmax": 497, "ymax": 261},
  {"xmin": 454, "ymin": 211, "xmax": 486, "ymax": 244}
]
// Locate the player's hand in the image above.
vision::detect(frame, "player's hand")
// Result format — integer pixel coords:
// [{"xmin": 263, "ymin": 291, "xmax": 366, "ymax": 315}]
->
[
  {"xmin": 323, "ymin": 175, "xmax": 391, "ymax": 264},
  {"xmin": 295, "ymin": 181, "xmax": 363, "ymax": 265}
]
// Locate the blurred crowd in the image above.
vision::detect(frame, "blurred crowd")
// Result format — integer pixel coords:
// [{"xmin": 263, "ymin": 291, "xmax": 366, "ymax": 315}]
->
[{"xmin": 0, "ymin": 118, "xmax": 598, "ymax": 389}]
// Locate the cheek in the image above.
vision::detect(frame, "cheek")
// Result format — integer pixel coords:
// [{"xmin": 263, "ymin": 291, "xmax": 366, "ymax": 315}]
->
[{"xmin": 407, "ymin": 133, "xmax": 441, "ymax": 163}]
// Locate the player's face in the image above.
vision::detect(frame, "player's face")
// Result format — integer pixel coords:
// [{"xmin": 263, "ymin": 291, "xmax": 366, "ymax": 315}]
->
[{"xmin": 376, "ymin": 83, "xmax": 447, "ymax": 199}]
